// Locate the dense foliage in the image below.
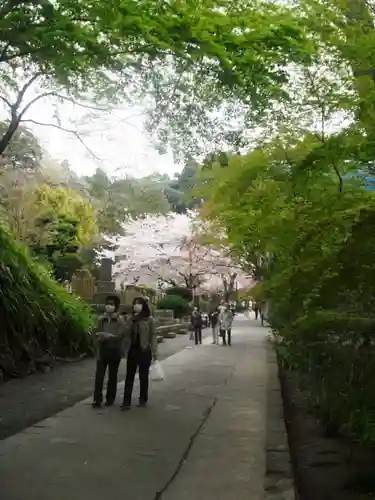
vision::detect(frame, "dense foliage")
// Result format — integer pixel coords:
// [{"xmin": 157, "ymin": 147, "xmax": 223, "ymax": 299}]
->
[
  {"xmin": 0, "ymin": 224, "xmax": 94, "ymax": 379},
  {"xmin": 201, "ymin": 135, "xmax": 375, "ymax": 443},
  {"xmin": 194, "ymin": 0, "xmax": 375, "ymax": 449},
  {"xmin": 0, "ymin": 0, "xmax": 317, "ymax": 160},
  {"xmin": 165, "ymin": 286, "xmax": 193, "ymax": 303},
  {"xmin": 157, "ymin": 294, "xmax": 191, "ymax": 319}
]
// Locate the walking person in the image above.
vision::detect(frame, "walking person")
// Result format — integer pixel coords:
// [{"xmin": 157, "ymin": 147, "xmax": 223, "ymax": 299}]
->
[
  {"xmin": 121, "ymin": 297, "xmax": 158, "ymax": 410},
  {"xmin": 209, "ymin": 307, "xmax": 220, "ymax": 344},
  {"xmin": 191, "ymin": 306, "xmax": 203, "ymax": 345},
  {"xmin": 92, "ymin": 294, "xmax": 125, "ymax": 408},
  {"xmin": 260, "ymin": 300, "xmax": 268, "ymax": 326},
  {"xmin": 219, "ymin": 303, "xmax": 234, "ymax": 346},
  {"xmin": 253, "ymin": 302, "xmax": 260, "ymax": 320}
]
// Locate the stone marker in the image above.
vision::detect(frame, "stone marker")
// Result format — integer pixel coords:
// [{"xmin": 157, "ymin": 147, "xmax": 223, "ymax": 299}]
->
[{"xmin": 93, "ymin": 258, "xmax": 116, "ymax": 306}]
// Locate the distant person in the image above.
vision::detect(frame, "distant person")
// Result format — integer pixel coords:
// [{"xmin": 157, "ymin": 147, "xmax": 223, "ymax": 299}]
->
[
  {"xmin": 260, "ymin": 300, "xmax": 268, "ymax": 327},
  {"xmin": 191, "ymin": 306, "xmax": 203, "ymax": 345},
  {"xmin": 92, "ymin": 294, "xmax": 125, "ymax": 408},
  {"xmin": 209, "ymin": 307, "xmax": 220, "ymax": 344},
  {"xmin": 219, "ymin": 303, "xmax": 234, "ymax": 346},
  {"xmin": 253, "ymin": 302, "xmax": 260, "ymax": 320},
  {"xmin": 121, "ymin": 297, "xmax": 158, "ymax": 410}
]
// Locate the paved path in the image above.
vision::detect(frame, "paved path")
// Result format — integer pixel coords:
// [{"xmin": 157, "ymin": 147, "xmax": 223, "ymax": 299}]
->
[
  {"xmin": 0, "ymin": 317, "xmax": 268, "ymax": 500},
  {"xmin": 0, "ymin": 328, "xmax": 211, "ymax": 440}
]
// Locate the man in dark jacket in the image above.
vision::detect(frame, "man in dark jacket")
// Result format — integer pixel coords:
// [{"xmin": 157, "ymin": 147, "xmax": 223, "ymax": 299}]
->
[
  {"xmin": 92, "ymin": 294, "xmax": 125, "ymax": 408},
  {"xmin": 191, "ymin": 307, "xmax": 203, "ymax": 345}
]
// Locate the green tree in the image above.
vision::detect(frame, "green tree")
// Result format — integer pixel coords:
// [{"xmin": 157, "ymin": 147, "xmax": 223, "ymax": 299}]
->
[
  {"xmin": 0, "ymin": 1, "xmax": 317, "ymax": 159},
  {"xmin": 165, "ymin": 286, "xmax": 193, "ymax": 303},
  {"xmin": 0, "ymin": 122, "xmax": 42, "ymax": 171},
  {"xmin": 85, "ymin": 168, "xmax": 170, "ymax": 236},
  {"xmin": 200, "ymin": 131, "xmax": 375, "ymax": 443},
  {"xmin": 31, "ymin": 183, "xmax": 98, "ymax": 246},
  {"xmin": 0, "ymin": 223, "xmax": 93, "ymax": 378},
  {"xmin": 157, "ymin": 294, "xmax": 191, "ymax": 319}
]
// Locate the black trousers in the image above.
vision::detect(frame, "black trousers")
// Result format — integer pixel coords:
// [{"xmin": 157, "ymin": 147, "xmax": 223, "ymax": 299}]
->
[
  {"xmin": 123, "ymin": 346, "xmax": 152, "ymax": 405},
  {"xmin": 194, "ymin": 326, "xmax": 202, "ymax": 345},
  {"xmin": 221, "ymin": 329, "xmax": 232, "ymax": 345},
  {"xmin": 93, "ymin": 355, "xmax": 121, "ymax": 404}
]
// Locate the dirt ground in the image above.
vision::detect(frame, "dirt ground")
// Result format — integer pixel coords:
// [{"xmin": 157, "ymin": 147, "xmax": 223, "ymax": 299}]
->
[{"xmin": 280, "ymin": 368, "xmax": 375, "ymax": 500}]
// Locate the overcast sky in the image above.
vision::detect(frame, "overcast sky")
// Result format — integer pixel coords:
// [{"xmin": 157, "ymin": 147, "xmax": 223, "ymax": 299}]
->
[
  {"xmin": 28, "ymin": 97, "xmax": 179, "ymax": 179},
  {"xmin": 1, "ymin": 85, "xmax": 179, "ymax": 179}
]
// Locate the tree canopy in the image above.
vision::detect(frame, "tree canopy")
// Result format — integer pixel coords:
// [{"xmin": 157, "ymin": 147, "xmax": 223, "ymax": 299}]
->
[{"xmin": 0, "ymin": 0, "xmax": 319, "ymax": 160}]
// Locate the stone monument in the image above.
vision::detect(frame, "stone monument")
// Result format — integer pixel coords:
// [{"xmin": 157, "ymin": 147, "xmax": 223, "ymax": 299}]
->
[{"xmin": 93, "ymin": 257, "xmax": 116, "ymax": 306}]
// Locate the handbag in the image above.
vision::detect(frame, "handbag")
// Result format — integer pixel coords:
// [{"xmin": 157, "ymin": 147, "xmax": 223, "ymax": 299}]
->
[{"xmin": 151, "ymin": 360, "xmax": 165, "ymax": 381}]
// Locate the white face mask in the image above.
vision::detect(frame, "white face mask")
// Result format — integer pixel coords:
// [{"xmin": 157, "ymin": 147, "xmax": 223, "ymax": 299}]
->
[
  {"xmin": 105, "ymin": 304, "xmax": 115, "ymax": 314},
  {"xmin": 133, "ymin": 303, "xmax": 143, "ymax": 313}
]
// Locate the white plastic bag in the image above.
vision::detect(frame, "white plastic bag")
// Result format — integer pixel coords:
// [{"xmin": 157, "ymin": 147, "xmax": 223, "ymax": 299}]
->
[{"xmin": 151, "ymin": 360, "xmax": 165, "ymax": 382}]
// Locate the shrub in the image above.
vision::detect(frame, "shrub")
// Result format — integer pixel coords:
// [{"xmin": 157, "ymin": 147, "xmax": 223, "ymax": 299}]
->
[
  {"xmin": 202, "ymin": 143, "xmax": 375, "ymax": 445},
  {"xmin": 165, "ymin": 286, "xmax": 192, "ymax": 302},
  {"xmin": 157, "ymin": 294, "xmax": 191, "ymax": 318},
  {"xmin": 0, "ymin": 225, "xmax": 94, "ymax": 378}
]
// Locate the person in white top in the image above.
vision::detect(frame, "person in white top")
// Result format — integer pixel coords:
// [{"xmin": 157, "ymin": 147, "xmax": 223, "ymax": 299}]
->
[{"xmin": 218, "ymin": 304, "xmax": 234, "ymax": 346}]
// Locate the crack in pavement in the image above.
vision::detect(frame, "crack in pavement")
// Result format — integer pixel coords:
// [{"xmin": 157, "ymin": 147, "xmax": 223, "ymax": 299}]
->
[
  {"xmin": 153, "ymin": 363, "xmax": 237, "ymax": 500},
  {"xmin": 153, "ymin": 397, "xmax": 218, "ymax": 500}
]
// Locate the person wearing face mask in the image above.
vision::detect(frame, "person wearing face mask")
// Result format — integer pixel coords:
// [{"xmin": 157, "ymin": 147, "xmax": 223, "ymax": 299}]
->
[
  {"xmin": 218, "ymin": 303, "xmax": 234, "ymax": 346},
  {"xmin": 209, "ymin": 307, "xmax": 220, "ymax": 344},
  {"xmin": 92, "ymin": 294, "xmax": 125, "ymax": 408},
  {"xmin": 121, "ymin": 297, "xmax": 158, "ymax": 410},
  {"xmin": 191, "ymin": 306, "xmax": 203, "ymax": 345}
]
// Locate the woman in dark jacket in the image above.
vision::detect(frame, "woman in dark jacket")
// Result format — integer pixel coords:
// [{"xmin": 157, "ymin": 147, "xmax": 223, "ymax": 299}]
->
[{"xmin": 121, "ymin": 297, "xmax": 158, "ymax": 410}]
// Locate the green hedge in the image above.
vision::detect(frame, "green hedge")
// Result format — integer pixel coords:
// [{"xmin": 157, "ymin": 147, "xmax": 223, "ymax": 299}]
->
[
  {"xmin": 250, "ymin": 194, "xmax": 375, "ymax": 444},
  {"xmin": 0, "ymin": 225, "xmax": 94, "ymax": 378},
  {"xmin": 277, "ymin": 311, "xmax": 375, "ymax": 442},
  {"xmin": 157, "ymin": 294, "xmax": 191, "ymax": 318}
]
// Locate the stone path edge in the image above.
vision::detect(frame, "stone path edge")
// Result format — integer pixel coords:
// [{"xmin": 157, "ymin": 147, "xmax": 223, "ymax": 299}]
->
[{"xmin": 265, "ymin": 342, "xmax": 297, "ymax": 500}]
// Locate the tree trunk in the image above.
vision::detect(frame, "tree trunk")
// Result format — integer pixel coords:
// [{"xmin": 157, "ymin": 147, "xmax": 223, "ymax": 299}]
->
[
  {"xmin": 222, "ymin": 273, "xmax": 237, "ymax": 302},
  {"xmin": 0, "ymin": 117, "xmax": 19, "ymax": 156}
]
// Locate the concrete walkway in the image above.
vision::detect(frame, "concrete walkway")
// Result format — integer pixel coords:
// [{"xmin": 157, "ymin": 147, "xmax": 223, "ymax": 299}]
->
[
  {"xmin": 0, "ymin": 326, "xmax": 212, "ymax": 440},
  {"xmin": 0, "ymin": 317, "xmax": 268, "ymax": 500}
]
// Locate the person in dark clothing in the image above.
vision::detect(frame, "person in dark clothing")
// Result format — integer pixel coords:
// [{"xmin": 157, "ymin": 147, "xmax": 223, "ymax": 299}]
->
[
  {"xmin": 209, "ymin": 307, "xmax": 220, "ymax": 344},
  {"xmin": 92, "ymin": 294, "xmax": 125, "ymax": 408},
  {"xmin": 191, "ymin": 307, "xmax": 203, "ymax": 345},
  {"xmin": 121, "ymin": 297, "xmax": 158, "ymax": 410},
  {"xmin": 253, "ymin": 303, "xmax": 259, "ymax": 320}
]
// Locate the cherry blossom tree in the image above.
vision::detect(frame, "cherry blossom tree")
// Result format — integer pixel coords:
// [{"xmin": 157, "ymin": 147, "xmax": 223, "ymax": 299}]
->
[{"xmin": 110, "ymin": 212, "xmax": 253, "ymax": 299}]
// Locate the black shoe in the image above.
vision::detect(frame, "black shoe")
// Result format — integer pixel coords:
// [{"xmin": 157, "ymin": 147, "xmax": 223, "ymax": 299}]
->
[
  {"xmin": 137, "ymin": 401, "xmax": 147, "ymax": 408},
  {"xmin": 92, "ymin": 401, "xmax": 101, "ymax": 408},
  {"xmin": 120, "ymin": 403, "xmax": 131, "ymax": 411},
  {"xmin": 105, "ymin": 400, "xmax": 114, "ymax": 407}
]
